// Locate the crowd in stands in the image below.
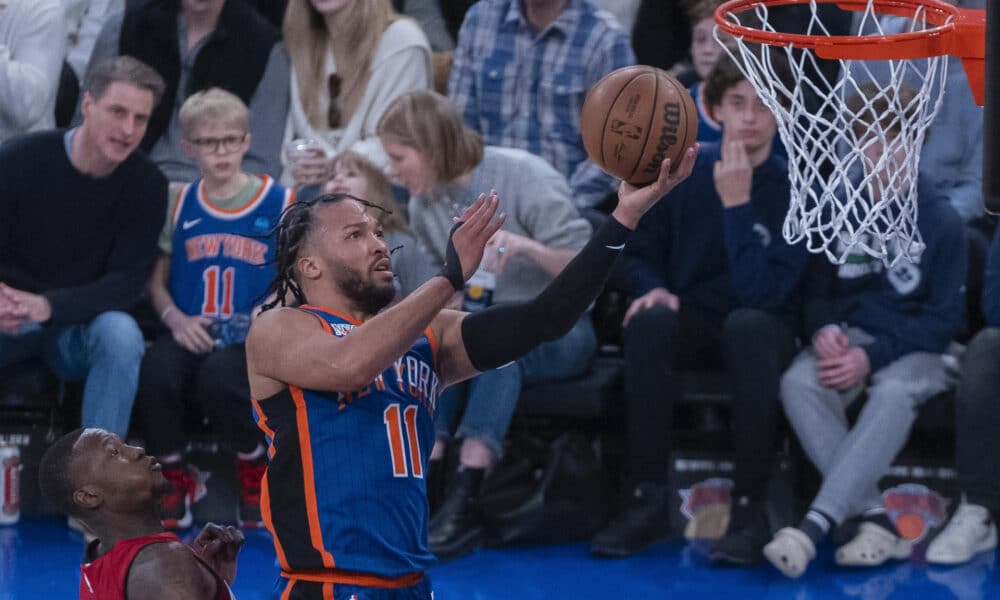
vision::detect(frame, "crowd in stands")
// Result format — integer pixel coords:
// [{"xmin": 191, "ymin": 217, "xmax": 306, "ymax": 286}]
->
[{"xmin": 1, "ymin": 0, "xmax": 995, "ymax": 580}]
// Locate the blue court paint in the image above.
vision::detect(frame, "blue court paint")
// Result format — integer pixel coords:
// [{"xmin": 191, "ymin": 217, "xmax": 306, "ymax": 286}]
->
[{"xmin": 1, "ymin": 517, "xmax": 994, "ymax": 599}]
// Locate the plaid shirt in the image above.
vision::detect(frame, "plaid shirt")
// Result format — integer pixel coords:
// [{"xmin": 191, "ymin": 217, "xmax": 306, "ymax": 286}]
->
[{"xmin": 448, "ymin": 0, "xmax": 635, "ymax": 209}]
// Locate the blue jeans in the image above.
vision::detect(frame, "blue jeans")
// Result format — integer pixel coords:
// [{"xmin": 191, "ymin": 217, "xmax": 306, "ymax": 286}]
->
[
  {"xmin": 435, "ymin": 316, "xmax": 597, "ymax": 457},
  {"xmin": 0, "ymin": 311, "xmax": 145, "ymax": 437}
]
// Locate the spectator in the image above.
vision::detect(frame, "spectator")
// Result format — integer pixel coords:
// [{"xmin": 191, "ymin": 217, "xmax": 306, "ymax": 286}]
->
[
  {"xmin": 134, "ymin": 88, "xmax": 294, "ymax": 530},
  {"xmin": 849, "ymin": 3, "xmax": 984, "ymax": 222},
  {"xmin": 680, "ymin": 0, "xmax": 729, "ymax": 139},
  {"xmin": 86, "ymin": 0, "xmax": 289, "ymax": 184},
  {"xmin": 590, "ymin": 56, "xmax": 805, "ymax": 560},
  {"xmin": 0, "ymin": 56, "xmax": 167, "ymax": 440},
  {"xmin": 924, "ymin": 226, "xmax": 1000, "ymax": 566},
  {"xmin": 377, "ymin": 90, "xmax": 596, "ymax": 560},
  {"xmin": 447, "ymin": 0, "xmax": 635, "ymax": 211},
  {"xmin": 0, "ymin": 0, "xmax": 67, "ymax": 144},
  {"xmin": 62, "ymin": 0, "xmax": 123, "ymax": 81},
  {"xmin": 282, "ymin": 0, "xmax": 431, "ymax": 186},
  {"xmin": 321, "ymin": 151, "xmax": 438, "ymax": 297},
  {"xmin": 764, "ymin": 84, "xmax": 967, "ymax": 578}
]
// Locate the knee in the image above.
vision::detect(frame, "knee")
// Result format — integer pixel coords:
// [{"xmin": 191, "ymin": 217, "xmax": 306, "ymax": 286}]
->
[
  {"xmin": 866, "ymin": 380, "xmax": 923, "ymax": 414},
  {"xmin": 779, "ymin": 356, "xmax": 814, "ymax": 407},
  {"xmin": 624, "ymin": 305, "xmax": 677, "ymax": 348},
  {"xmin": 88, "ymin": 312, "xmax": 144, "ymax": 361},
  {"xmin": 966, "ymin": 327, "xmax": 1000, "ymax": 360}
]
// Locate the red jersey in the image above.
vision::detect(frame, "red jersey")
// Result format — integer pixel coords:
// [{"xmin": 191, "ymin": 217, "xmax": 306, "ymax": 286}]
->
[{"xmin": 80, "ymin": 532, "xmax": 235, "ymax": 600}]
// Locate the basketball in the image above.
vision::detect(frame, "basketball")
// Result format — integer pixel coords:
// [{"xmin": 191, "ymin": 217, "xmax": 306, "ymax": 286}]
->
[{"xmin": 581, "ymin": 66, "xmax": 698, "ymax": 186}]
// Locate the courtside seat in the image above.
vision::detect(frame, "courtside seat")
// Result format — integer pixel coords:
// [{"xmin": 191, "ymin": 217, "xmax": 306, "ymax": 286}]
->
[
  {"xmin": 518, "ymin": 355, "xmax": 624, "ymax": 419},
  {"xmin": 0, "ymin": 359, "xmax": 60, "ymax": 418}
]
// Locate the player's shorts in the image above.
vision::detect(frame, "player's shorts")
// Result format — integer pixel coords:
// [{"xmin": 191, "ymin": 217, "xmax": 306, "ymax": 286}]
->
[{"xmin": 272, "ymin": 571, "xmax": 432, "ymax": 600}]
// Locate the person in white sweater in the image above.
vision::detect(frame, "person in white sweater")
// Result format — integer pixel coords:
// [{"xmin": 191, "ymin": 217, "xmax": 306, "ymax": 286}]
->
[
  {"xmin": 282, "ymin": 0, "xmax": 431, "ymax": 186},
  {"xmin": 0, "ymin": 0, "xmax": 67, "ymax": 144}
]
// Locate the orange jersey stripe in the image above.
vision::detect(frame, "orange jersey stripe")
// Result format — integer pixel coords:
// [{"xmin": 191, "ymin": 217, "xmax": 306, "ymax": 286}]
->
[
  {"xmin": 300, "ymin": 304, "xmax": 361, "ymax": 326},
  {"xmin": 252, "ymin": 399, "xmax": 277, "ymax": 459},
  {"xmin": 282, "ymin": 569, "xmax": 424, "ymax": 589},
  {"xmin": 260, "ymin": 471, "xmax": 292, "ymax": 571},
  {"xmin": 423, "ymin": 327, "xmax": 439, "ymax": 371},
  {"xmin": 170, "ymin": 184, "xmax": 188, "ymax": 229},
  {"xmin": 290, "ymin": 385, "xmax": 336, "ymax": 568},
  {"xmin": 197, "ymin": 174, "xmax": 274, "ymax": 218},
  {"xmin": 279, "ymin": 578, "xmax": 295, "ymax": 600}
]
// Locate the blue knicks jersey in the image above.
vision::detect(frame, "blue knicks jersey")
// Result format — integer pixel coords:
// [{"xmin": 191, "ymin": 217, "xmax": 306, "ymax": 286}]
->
[
  {"xmin": 252, "ymin": 306, "xmax": 440, "ymax": 578},
  {"xmin": 168, "ymin": 175, "xmax": 294, "ymax": 346}
]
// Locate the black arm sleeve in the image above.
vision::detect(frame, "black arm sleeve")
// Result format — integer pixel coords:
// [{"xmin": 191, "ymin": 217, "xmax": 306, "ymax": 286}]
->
[{"xmin": 460, "ymin": 216, "xmax": 631, "ymax": 371}]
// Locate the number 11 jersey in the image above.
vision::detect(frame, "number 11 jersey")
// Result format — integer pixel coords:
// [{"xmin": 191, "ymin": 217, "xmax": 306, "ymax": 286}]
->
[{"xmin": 252, "ymin": 305, "xmax": 440, "ymax": 579}]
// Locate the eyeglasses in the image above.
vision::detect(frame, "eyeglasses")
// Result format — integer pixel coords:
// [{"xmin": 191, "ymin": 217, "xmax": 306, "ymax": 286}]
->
[
  {"xmin": 188, "ymin": 133, "xmax": 247, "ymax": 154},
  {"xmin": 327, "ymin": 73, "xmax": 342, "ymax": 129}
]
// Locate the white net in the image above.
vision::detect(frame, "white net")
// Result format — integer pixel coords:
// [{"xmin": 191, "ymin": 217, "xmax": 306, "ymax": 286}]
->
[{"xmin": 715, "ymin": 1, "xmax": 950, "ymax": 265}]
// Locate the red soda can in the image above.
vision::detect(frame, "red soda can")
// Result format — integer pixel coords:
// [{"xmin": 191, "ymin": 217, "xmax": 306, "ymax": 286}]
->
[{"xmin": 0, "ymin": 444, "xmax": 21, "ymax": 525}]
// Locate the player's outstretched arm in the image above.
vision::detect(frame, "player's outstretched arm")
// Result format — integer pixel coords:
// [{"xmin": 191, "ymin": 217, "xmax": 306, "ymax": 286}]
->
[
  {"xmin": 247, "ymin": 194, "xmax": 505, "ymax": 396},
  {"xmin": 433, "ymin": 147, "xmax": 698, "ymax": 386}
]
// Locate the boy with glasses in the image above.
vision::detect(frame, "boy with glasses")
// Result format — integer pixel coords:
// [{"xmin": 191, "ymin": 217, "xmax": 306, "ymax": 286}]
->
[{"xmin": 134, "ymin": 87, "xmax": 294, "ymax": 530}]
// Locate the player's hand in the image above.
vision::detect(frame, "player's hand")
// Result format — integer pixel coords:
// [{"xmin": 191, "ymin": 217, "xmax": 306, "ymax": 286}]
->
[
  {"xmin": 0, "ymin": 283, "xmax": 51, "ymax": 324},
  {"xmin": 714, "ymin": 139, "xmax": 753, "ymax": 208},
  {"xmin": 450, "ymin": 191, "xmax": 507, "ymax": 281},
  {"xmin": 164, "ymin": 310, "xmax": 216, "ymax": 354},
  {"xmin": 192, "ymin": 523, "xmax": 244, "ymax": 585},
  {"xmin": 622, "ymin": 287, "xmax": 680, "ymax": 327},
  {"xmin": 291, "ymin": 150, "xmax": 332, "ymax": 186},
  {"xmin": 485, "ymin": 230, "xmax": 535, "ymax": 275},
  {"xmin": 812, "ymin": 326, "xmax": 849, "ymax": 360},
  {"xmin": 816, "ymin": 346, "xmax": 870, "ymax": 390},
  {"xmin": 614, "ymin": 144, "xmax": 699, "ymax": 229}
]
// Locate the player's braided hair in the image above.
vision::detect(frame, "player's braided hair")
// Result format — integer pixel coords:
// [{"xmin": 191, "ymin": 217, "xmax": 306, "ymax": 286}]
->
[{"xmin": 260, "ymin": 193, "xmax": 389, "ymax": 312}]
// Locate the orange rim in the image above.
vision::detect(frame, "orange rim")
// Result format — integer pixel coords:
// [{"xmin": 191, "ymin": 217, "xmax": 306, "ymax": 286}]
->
[
  {"xmin": 714, "ymin": 0, "xmax": 983, "ymax": 58},
  {"xmin": 714, "ymin": 0, "xmax": 986, "ymax": 102}
]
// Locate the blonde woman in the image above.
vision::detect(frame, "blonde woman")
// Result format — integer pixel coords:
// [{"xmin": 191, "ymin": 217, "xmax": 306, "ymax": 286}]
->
[
  {"xmin": 377, "ymin": 90, "xmax": 597, "ymax": 560},
  {"xmin": 283, "ymin": 0, "xmax": 432, "ymax": 186}
]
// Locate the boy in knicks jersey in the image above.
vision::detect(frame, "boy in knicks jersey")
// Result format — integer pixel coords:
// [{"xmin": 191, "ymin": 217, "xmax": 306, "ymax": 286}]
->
[
  {"xmin": 246, "ymin": 148, "xmax": 699, "ymax": 597},
  {"xmin": 39, "ymin": 428, "xmax": 244, "ymax": 600},
  {"xmin": 134, "ymin": 88, "xmax": 294, "ymax": 530}
]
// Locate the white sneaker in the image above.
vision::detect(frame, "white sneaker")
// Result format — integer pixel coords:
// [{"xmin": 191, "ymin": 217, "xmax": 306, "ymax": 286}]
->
[
  {"xmin": 926, "ymin": 503, "xmax": 997, "ymax": 565},
  {"xmin": 835, "ymin": 522, "xmax": 912, "ymax": 567}
]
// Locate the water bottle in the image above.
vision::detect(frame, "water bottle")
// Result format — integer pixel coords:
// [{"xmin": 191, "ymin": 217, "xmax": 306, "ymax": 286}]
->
[
  {"xmin": 463, "ymin": 248, "xmax": 497, "ymax": 312},
  {"xmin": 0, "ymin": 443, "xmax": 21, "ymax": 525}
]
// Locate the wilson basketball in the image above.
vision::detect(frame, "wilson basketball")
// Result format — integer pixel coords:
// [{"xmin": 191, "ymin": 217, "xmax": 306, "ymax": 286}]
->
[{"xmin": 581, "ymin": 66, "xmax": 698, "ymax": 186}]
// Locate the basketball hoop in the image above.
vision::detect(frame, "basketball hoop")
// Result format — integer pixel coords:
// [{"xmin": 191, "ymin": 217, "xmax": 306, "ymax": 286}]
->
[{"xmin": 715, "ymin": 0, "xmax": 985, "ymax": 265}]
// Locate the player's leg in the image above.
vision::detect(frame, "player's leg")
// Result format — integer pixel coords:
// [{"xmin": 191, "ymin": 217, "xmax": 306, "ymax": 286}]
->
[
  {"xmin": 133, "ymin": 332, "xmax": 204, "ymax": 528},
  {"xmin": 928, "ymin": 326, "xmax": 1000, "ymax": 564},
  {"xmin": 194, "ymin": 342, "xmax": 267, "ymax": 527},
  {"xmin": 712, "ymin": 308, "xmax": 799, "ymax": 566}
]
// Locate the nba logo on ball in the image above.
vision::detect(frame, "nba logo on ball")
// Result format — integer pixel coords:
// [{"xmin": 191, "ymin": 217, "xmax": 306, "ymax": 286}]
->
[{"xmin": 580, "ymin": 66, "xmax": 698, "ymax": 186}]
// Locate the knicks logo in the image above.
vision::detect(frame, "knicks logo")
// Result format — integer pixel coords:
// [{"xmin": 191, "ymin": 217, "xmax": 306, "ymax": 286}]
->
[
  {"xmin": 679, "ymin": 477, "xmax": 732, "ymax": 540},
  {"xmin": 882, "ymin": 483, "xmax": 947, "ymax": 541}
]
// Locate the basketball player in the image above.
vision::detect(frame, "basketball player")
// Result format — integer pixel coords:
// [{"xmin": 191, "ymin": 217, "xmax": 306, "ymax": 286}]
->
[
  {"xmin": 38, "ymin": 428, "xmax": 245, "ymax": 599},
  {"xmin": 245, "ymin": 146, "xmax": 698, "ymax": 598}
]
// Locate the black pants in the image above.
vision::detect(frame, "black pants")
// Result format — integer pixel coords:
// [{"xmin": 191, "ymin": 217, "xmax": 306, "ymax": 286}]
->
[
  {"xmin": 955, "ymin": 327, "xmax": 1000, "ymax": 510},
  {"xmin": 134, "ymin": 334, "xmax": 260, "ymax": 456},
  {"xmin": 623, "ymin": 306, "xmax": 797, "ymax": 498}
]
